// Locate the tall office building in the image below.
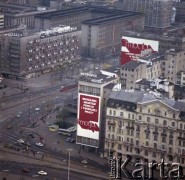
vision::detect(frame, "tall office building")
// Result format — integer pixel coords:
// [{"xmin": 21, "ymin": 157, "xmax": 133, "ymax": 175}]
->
[{"xmin": 116, "ymin": 0, "xmax": 173, "ymax": 29}]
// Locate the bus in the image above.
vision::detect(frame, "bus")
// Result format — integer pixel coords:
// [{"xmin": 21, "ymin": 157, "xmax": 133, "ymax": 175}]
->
[{"xmin": 58, "ymin": 129, "xmax": 72, "ymax": 137}]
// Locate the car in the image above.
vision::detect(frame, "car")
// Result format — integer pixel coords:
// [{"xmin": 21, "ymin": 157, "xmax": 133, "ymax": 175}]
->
[
  {"xmin": 35, "ymin": 107, "xmax": 40, "ymax": 111},
  {"xmin": 66, "ymin": 137, "xmax": 71, "ymax": 142},
  {"xmin": 22, "ymin": 168, "xmax": 30, "ymax": 173},
  {"xmin": 36, "ymin": 143, "xmax": 43, "ymax": 147},
  {"xmin": 16, "ymin": 114, "xmax": 21, "ymax": 118},
  {"xmin": 81, "ymin": 160, "xmax": 88, "ymax": 164},
  {"xmin": 17, "ymin": 139, "xmax": 25, "ymax": 144},
  {"xmin": 38, "ymin": 170, "xmax": 47, "ymax": 175},
  {"xmin": 69, "ymin": 139, "xmax": 75, "ymax": 143}
]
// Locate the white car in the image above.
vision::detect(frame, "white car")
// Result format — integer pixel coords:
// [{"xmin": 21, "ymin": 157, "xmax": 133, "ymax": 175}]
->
[
  {"xmin": 16, "ymin": 114, "xmax": 21, "ymax": 118},
  {"xmin": 17, "ymin": 139, "xmax": 25, "ymax": 143},
  {"xmin": 36, "ymin": 143, "xmax": 43, "ymax": 147},
  {"xmin": 81, "ymin": 160, "xmax": 88, "ymax": 164},
  {"xmin": 35, "ymin": 108, "xmax": 40, "ymax": 111},
  {"xmin": 38, "ymin": 170, "xmax": 47, "ymax": 175}
]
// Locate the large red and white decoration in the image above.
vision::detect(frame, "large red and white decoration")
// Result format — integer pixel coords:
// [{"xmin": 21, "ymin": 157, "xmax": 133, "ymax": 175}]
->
[
  {"xmin": 77, "ymin": 93, "xmax": 100, "ymax": 140},
  {"xmin": 120, "ymin": 36, "xmax": 159, "ymax": 65}
]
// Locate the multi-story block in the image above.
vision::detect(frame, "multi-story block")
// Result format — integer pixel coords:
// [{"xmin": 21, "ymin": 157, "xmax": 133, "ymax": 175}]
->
[
  {"xmin": 174, "ymin": 84, "xmax": 185, "ymax": 100},
  {"xmin": 175, "ymin": 0, "xmax": 185, "ymax": 22},
  {"xmin": 115, "ymin": 0, "xmax": 173, "ymax": 29},
  {"xmin": 76, "ymin": 71, "xmax": 118, "ymax": 153},
  {"xmin": 105, "ymin": 90, "xmax": 185, "ymax": 166},
  {"xmin": 0, "ymin": 26, "xmax": 80, "ymax": 78}
]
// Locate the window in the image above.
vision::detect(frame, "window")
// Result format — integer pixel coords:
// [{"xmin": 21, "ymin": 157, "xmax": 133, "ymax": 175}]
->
[
  {"xmin": 146, "ymin": 133, "xmax": 150, "ymax": 139},
  {"xmin": 108, "ymin": 126, "xmax": 111, "ymax": 131},
  {"xmin": 147, "ymin": 117, "xmax": 150, "ymax": 123},
  {"xmin": 180, "ymin": 123, "xmax": 183, "ymax": 129},
  {"xmin": 139, "ymin": 107, "xmax": 142, "ymax": 112},
  {"xmin": 128, "ymin": 114, "xmax": 131, "ymax": 119},
  {"xmin": 109, "ymin": 110, "xmax": 112, "ymax": 115},
  {"xmin": 136, "ymin": 140, "xmax": 139, "ymax": 146},
  {"xmin": 146, "ymin": 141, "xmax": 149, "ymax": 146},
  {"xmin": 118, "ymin": 144, "xmax": 122, "ymax": 150},
  {"xmin": 148, "ymin": 109, "xmax": 150, "ymax": 113},
  {"xmin": 112, "ymin": 127, "xmax": 115, "ymax": 132},
  {"xmin": 172, "ymin": 122, "xmax": 175, "ymax": 127},
  {"xmin": 145, "ymin": 150, "xmax": 148, "ymax": 156},
  {"xmin": 126, "ymin": 146, "xmax": 129, "ymax": 151},
  {"xmin": 162, "ymin": 137, "xmax": 166, "ymax": 143},
  {"xmin": 119, "ymin": 121, "xmax": 122, "ymax": 127},
  {"xmin": 154, "ymin": 143, "xmax": 157, "ymax": 149},
  {"xmin": 127, "ymin": 137, "xmax": 129, "ymax": 142},
  {"xmin": 163, "ymin": 120, "xmax": 167, "ymax": 126},
  {"xmin": 139, "ymin": 116, "xmax": 142, "ymax": 120},
  {"xmin": 169, "ymin": 139, "xmax": 173, "ymax": 145},
  {"xmin": 113, "ymin": 111, "xmax": 116, "ymax": 116},
  {"xmin": 154, "ymin": 135, "xmax": 158, "ymax": 141},
  {"xmin": 169, "ymin": 147, "xmax": 172, "ymax": 154},
  {"xmin": 155, "ymin": 119, "xmax": 159, "ymax": 124},
  {"xmin": 132, "ymin": 114, "xmax": 134, "ymax": 119},
  {"xmin": 169, "ymin": 156, "xmax": 173, "ymax": 161},
  {"xmin": 111, "ymin": 143, "xmax": 114, "ymax": 148},
  {"xmin": 120, "ymin": 112, "xmax": 123, "ymax": 117},
  {"xmin": 173, "ymin": 114, "xmax": 175, "ymax": 119},
  {"xmin": 153, "ymin": 152, "xmax": 156, "ymax": 157}
]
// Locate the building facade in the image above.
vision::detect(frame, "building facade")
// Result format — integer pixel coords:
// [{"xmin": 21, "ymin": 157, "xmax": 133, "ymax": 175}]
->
[
  {"xmin": 115, "ymin": 0, "xmax": 173, "ymax": 29},
  {"xmin": 0, "ymin": 26, "xmax": 80, "ymax": 78},
  {"xmin": 105, "ymin": 90, "xmax": 185, "ymax": 167},
  {"xmin": 176, "ymin": 71, "xmax": 185, "ymax": 86},
  {"xmin": 77, "ymin": 71, "xmax": 118, "ymax": 153}
]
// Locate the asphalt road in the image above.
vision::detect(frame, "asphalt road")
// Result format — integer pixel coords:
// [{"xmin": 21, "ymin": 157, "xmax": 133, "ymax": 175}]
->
[{"xmin": 0, "ymin": 161, "xmax": 104, "ymax": 180}]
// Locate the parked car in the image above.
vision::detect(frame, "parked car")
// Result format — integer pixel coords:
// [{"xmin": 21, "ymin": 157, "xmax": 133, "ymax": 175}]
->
[
  {"xmin": 17, "ymin": 139, "xmax": 25, "ymax": 144},
  {"xmin": 38, "ymin": 170, "xmax": 47, "ymax": 175},
  {"xmin": 36, "ymin": 143, "xmax": 43, "ymax": 147},
  {"xmin": 35, "ymin": 107, "xmax": 40, "ymax": 111},
  {"xmin": 69, "ymin": 139, "xmax": 75, "ymax": 143},
  {"xmin": 65, "ymin": 138, "xmax": 71, "ymax": 142},
  {"xmin": 22, "ymin": 168, "xmax": 30, "ymax": 173},
  {"xmin": 81, "ymin": 160, "xmax": 88, "ymax": 164}
]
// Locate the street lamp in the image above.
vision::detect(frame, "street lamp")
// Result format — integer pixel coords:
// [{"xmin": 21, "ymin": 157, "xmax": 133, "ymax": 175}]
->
[{"xmin": 67, "ymin": 148, "xmax": 73, "ymax": 180}]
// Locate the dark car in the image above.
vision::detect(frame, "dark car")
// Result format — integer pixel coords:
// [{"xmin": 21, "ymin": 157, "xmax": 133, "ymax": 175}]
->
[
  {"xmin": 22, "ymin": 168, "xmax": 30, "ymax": 173},
  {"xmin": 66, "ymin": 138, "xmax": 71, "ymax": 142},
  {"xmin": 69, "ymin": 139, "xmax": 75, "ymax": 143}
]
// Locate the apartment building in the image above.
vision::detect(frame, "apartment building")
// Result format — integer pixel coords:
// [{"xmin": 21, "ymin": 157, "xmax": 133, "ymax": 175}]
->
[
  {"xmin": 115, "ymin": 0, "xmax": 173, "ymax": 29},
  {"xmin": 0, "ymin": 26, "xmax": 80, "ymax": 78},
  {"xmin": 120, "ymin": 58, "xmax": 162, "ymax": 90},
  {"xmin": 161, "ymin": 50, "xmax": 185, "ymax": 83},
  {"xmin": 174, "ymin": 84, "xmax": 185, "ymax": 100},
  {"xmin": 105, "ymin": 90, "xmax": 185, "ymax": 166},
  {"xmin": 77, "ymin": 71, "xmax": 118, "ymax": 153}
]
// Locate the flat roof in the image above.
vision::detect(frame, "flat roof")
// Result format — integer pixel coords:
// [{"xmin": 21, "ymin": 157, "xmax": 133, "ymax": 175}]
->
[{"xmin": 79, "ymin": 72, "xmax": 117, "ymax": 84}]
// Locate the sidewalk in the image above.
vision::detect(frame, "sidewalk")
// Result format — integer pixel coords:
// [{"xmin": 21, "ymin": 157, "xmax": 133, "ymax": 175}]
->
[{"xmin": 0, "ymin": 147, "xmax": 109, "ymax": 179}]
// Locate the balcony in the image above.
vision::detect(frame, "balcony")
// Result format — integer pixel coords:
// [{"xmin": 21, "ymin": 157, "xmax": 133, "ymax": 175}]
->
[
  {"xmin": 108, "ymin": 121, "xmax": 116, "ymax": 126},
  {"xmin": 126, "ymin": 126, "xmax": 134, "ymax": 130}
]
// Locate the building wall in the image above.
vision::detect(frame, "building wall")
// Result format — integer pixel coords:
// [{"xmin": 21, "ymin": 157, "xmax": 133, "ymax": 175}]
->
[
  {"xmin": 115, "ymin": 0, "xmax": 173, "ymax": 29},
  {"xmin": 105, "ymin": 100, "xmax": 185, "ymax": 166},
  {"xmin": 0, "ymin": 30, "xmax": 80, "ymax": 77},
  {"xmin": 175, "ymin": 1, "xmax": 185, "ymax": 22},
  {"xmin": 176, "ymin": 71, "xmax": 185, "ymax": 86},
  {"xmin": 161, "ymin": 51, "xmax": 185, "ymax": 83},
  {"xmin": 81, "ymin": 15, "xmax": 145, "ymax": 59}
]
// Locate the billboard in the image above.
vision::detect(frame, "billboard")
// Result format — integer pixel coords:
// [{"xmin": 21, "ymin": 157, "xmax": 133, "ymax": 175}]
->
[
  {"xmin": 120, "ymin": 36, "xmax": 159, "ymax": 65},
  {"xmin": 77, "ymin": 93, "xmax": 101, "ymax": 140}
]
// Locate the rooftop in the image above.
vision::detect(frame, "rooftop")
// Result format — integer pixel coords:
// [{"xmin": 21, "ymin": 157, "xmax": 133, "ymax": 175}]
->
[
  {"xmin": 104, "ymin": 83, "xmax": 117, "ymax": 90},
  {"xmin": 101, "ymin": 65, "xmax": 120, "ymax": 74},
  {"xmin": 174, "ymin": 84, "xmax": 185, "ymax": 92},
  {"xmin": 135, "ymin": 78, "xmax": 151, "ymax": 86},
  {"xmin": 121, "ymin": 61, "xmax": 144, "ymax": 70},
  {"xmin": 79, "ymin": 72, "xmax": 117, "ymax": 84},
  {"xmin": 107, "ymin": 90, "xmax": 185, "ymax": 112}
]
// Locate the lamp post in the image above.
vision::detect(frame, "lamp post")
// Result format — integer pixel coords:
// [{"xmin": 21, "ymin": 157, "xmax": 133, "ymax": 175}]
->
[{"xmin": 67, "ymin": 148, "xmax": 73, "ymax": 180}]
